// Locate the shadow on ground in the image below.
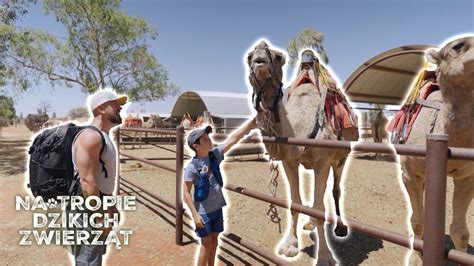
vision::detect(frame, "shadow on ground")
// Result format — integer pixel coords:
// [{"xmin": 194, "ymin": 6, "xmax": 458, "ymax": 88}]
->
[
  {"xmin": 0, "ymin": 139, "xmax": 30, "ymax": 176},
  {"xmin": 120, "ymin": 178, "xmax": 275, "ymax": 265},
  {"xmin": 353, "ymin": 154, "xmax": 397, "ymax": 163},
  {"xmin": 300, "ymin": 224, "xmax": 384, "ymax": 264}
]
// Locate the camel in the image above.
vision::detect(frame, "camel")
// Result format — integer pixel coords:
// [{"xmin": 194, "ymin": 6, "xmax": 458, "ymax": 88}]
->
[
  {"xmin": 371, "ymin": 110, "xmax": 388, "ymax": 158},
  {"xmin": 122, "ymin": 115, "xmax": 143, "ymax": 149},
  {"xmin": 372, "ymin": 111, "xmax": 388, "ymax": 144},
  {"xmin": 398, "ymin": 36, "xmax": 474, "ymax": 260},
  {"xmin": 247, "ymin": 41, "xmax": 358, "ymax": 264},
  {"xmin": 180, "ymin": 112, "xmax": 193, "ymax": 129}
]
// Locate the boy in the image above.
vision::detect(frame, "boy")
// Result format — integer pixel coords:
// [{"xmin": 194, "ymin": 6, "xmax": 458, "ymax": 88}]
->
[{"xmin": 183, "ymin": 117, "xmax": 256, "ymax": 266}]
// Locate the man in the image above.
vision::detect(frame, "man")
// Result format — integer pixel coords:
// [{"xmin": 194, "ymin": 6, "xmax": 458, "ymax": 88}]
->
[{"xmin": 70, "ymin": 90, "xmax": 127, "ymax": 265}]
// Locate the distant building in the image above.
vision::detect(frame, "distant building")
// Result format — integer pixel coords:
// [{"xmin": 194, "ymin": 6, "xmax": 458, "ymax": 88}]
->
[{"xmin": 171, "ymin": 91, "xmax": 253, "ymax": 132}]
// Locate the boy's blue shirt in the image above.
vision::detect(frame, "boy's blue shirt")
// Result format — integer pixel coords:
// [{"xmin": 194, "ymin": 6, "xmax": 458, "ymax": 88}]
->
[{"xmin": 184, "ymin": 144, "xmax": 226, "ymax": 215}]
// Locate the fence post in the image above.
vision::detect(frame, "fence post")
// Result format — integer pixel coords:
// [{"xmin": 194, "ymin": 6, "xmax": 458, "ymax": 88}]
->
[
  {"xmin": 115, "ymin": 127, "xmax": 121, "ymax": 196},
  {"xmin": 175, "ymin": 126, "xmax": 185, "ymax": 245},
  {"xmin": 423, "ymin": 134, "xmax": 448, "ymax": 265}
]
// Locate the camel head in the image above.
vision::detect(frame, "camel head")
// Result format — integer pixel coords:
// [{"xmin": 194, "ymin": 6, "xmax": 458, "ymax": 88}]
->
[
  {"xmin": 426, "ymin": 36, "xmax": 474, "ymax": 89},
  {"xmin": 247, "ymin": 41, "xmax": 286, "ymax": 108}
]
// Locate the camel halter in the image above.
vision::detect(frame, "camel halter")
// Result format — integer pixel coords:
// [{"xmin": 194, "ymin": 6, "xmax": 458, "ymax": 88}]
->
[{"xmin": 250, "ymin": 47, "xmax": 284, "ymax": 123}]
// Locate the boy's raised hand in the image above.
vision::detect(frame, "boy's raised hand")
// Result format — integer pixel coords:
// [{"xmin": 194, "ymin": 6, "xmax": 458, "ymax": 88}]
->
[
  {"xmin": 193, "ymin": 214, "xmax": 205, "ymax": 228},
  {"xmin": 223, "ymin": 116, "xmax": 258, "ymax": 154}
]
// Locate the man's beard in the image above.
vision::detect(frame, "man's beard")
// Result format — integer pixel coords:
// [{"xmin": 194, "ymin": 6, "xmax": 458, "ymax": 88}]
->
[{"xmin": 108, "ymin": 112, "xmax": 122, "ymax": 125}]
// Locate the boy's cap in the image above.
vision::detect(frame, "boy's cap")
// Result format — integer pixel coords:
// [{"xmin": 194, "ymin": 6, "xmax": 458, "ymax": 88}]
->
[
  {"xmin": 187, "ymin": 126, "xmax": 212, "ymax": 148},
  {"xmin": 90, "ymin": 90, "xmax": 128, "ymax": 111}
]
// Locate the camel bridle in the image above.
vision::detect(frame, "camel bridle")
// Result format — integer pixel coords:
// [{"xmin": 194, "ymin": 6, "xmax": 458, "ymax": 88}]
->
[{"xmin": 249, "ymin": 46, "xmax": 283, "ymax": 123}]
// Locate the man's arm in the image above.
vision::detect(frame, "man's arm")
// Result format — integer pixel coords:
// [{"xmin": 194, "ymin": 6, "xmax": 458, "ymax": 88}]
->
[
  {"xmin": 75, "ymin": 129, "xmax": 103, "ymax": 198},
  {"xmin": 222, "ymin": 117, "xmax": 256, "ymax": 154}
]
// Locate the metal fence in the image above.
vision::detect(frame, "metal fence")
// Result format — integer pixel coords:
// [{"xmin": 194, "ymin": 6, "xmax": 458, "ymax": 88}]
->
[{"xmin": 115, "ymin": 126, "xmax": 474, "ymax": 265}]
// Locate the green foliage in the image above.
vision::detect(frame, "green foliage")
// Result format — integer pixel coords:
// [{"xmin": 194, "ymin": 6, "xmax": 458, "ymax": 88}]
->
[
  {"xmin": 0, "ymin": 95, "xmax": 16, "ymax": 127},
  {"xmin": 286, "ymin": 28, "xmax": 329, "ymax": 67},
  {"xmin": 2, "ymin": 0, "xmax": 178, "ymax": 101},
  {"xmin": 0, "ymin": 0, "xmax": 35, "ymax": 25},
  {"xmin": 68, "ymin": 106, "xmax": 89, "ymax": 120},
  {"xmin": 0, "ymin": 0, "xmax": 36, "ymax": 90}
]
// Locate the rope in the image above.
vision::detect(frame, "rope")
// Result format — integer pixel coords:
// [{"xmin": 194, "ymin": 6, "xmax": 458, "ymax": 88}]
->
[
  {"xmin": 258, "ymin": 102, "xmax": 283, "ymax": 233},
  {"xmin": 315, "ymin": 64, "xmax": 329, "ymax": 129},
  {"xmin": 266, "ymin": 160, "xmax": 282, "ymax": 233},
  {"xmin": 259, "ymin": 102, "xmax": 279, "ymax": 138},
  {"xmin": 406, "ymin": 60, "xmax": 429, "ymax": 105}
]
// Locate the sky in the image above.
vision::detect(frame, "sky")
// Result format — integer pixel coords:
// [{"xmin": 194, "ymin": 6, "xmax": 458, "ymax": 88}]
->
[{"xmin": 8, "ymin": 0, "xmax": 474, "ymax": 117}]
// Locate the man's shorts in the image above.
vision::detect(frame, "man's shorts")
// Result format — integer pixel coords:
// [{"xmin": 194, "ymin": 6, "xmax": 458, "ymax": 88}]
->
[{"xmin": 195, "ymin": 208, "xmax": 224, "ymax": 237}]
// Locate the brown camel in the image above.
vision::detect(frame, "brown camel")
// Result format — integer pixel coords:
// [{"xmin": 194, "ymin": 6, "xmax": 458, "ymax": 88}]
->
[
  {"xmin": 398, "ymin": 36, "xmax": 474, "ymax": 261},
  {"xmin": 247, "ymin": 40, "xmax": 358, "ymax": 264},
  {"xmin": 372, "ymin": 110, "xmax": 388, "ymax": 144},
  {"xmin": 371, "ymin": 110, "xmax": 388, "ymax": 158}
]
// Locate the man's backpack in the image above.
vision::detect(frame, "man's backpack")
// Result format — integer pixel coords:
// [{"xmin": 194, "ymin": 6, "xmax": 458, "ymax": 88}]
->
[{"xmin": 27, "ymin": 123, "xmax": 107, "ymax": 200}]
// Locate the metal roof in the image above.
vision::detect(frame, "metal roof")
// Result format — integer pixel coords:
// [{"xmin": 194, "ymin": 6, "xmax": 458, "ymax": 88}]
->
[
  {"xmin": 170, "ymin": 91, "xmax": 253, "ymax": 119},
  {"xmin": 343, "ymin": 44, "xmax": 435, "ymax": 105}
]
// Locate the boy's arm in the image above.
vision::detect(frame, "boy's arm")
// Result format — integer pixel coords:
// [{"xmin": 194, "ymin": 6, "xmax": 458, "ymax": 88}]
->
[
  {"xmin": 183, "ymin": 182, "xmax": 204, "ymax": 228},
  {"xmin": 223, "ymin": 117, "xmax": 256, "ymax": 154}
]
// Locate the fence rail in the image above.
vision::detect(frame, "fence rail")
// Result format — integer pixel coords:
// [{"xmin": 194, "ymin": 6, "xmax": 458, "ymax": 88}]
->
[{"xmin": 115, "ymin": 127, "xmax": 474, "ymax": 265}]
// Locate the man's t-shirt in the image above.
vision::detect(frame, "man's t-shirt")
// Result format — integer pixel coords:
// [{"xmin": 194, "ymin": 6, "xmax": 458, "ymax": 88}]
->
[{"xmin": 184, "ymin": 145, "xmax": 226, "ymax": 215}]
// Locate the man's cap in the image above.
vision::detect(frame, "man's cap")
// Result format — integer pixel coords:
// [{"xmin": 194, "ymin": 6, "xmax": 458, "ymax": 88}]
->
[
  {"xmin": 90, "ymin": 90, "xmax": 128, "ymax": 111},
  {"xmin": 187, "ymin": 126, "xmax": 212, "ymax": 148}
]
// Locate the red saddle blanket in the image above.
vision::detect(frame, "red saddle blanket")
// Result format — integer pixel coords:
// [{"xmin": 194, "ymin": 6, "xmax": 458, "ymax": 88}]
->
[
  {"xmin": 288, "ymin": 69, "xmax": 358, "ymax": 132},
  {"xmin": 386, "ymin": 81, "xmax": 439, "ymax": 143}
]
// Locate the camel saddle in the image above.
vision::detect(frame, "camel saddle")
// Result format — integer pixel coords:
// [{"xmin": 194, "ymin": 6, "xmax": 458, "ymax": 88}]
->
[
  {"xmin": 386, "ymin": 77, "xmax": 440, "ymax": 144},
  {"xmin": 287, "ymin": 68, "xmax": 359, "ymax": 140}
]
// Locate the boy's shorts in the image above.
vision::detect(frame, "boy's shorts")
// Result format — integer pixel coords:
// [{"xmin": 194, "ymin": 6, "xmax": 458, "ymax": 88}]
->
[{"xmin": 195, "ymin": 208, "xmax": 224, "ymax": 237}]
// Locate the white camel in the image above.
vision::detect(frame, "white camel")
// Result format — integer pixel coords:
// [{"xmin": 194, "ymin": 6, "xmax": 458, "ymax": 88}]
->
[
  {"xmin": 247, "ymin": 41, "xmax": 358, "ymax": 264},
  {"xmin": 398, "ymin": 36, "xmax": 474, "ymax": 260}
]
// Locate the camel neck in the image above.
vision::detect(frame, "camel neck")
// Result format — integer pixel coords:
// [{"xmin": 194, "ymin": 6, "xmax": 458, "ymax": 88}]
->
[{"xmin": 440, "ymin": 83, "xmax": 473, "ymax": 148}]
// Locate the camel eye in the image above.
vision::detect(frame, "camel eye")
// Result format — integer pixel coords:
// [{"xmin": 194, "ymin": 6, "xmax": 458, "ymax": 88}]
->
[{"xmin": 452, "ymin": 42, "xmax": 465, "ymax": 52}]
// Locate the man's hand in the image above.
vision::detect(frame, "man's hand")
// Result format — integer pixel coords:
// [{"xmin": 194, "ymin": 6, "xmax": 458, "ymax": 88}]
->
[
  {"xmin": 99, "ymin": 206, "xmax": 121, "ymax": 235},
  {"xmin": 193, "ymin": 214, "xmax": 205, "ymax": 228},
  {"xmin": 107, "ymin": 205, "xmax": 121, "ymax": 224}
]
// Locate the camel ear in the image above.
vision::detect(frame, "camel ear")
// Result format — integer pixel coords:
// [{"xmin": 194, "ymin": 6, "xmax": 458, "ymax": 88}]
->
[
  {"xmin": 426, "ymin": 49, "xmax": 440, "ymax": 65},
  {"xmin": 247, "ymin": 51, "xmax": 254, "ymax": 66},
  {"xmin": 272, "ymin": 51, "xmax": 286, "ymax": 67}
]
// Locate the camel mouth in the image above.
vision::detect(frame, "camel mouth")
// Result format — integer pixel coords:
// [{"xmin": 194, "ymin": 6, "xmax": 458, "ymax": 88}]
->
[{"xmin": 253, "ymin": 57, "xmax": 269, "ymax": 65}]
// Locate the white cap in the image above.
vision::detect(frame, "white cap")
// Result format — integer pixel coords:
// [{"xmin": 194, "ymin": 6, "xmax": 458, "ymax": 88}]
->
[{"xmin": 89, "ymin": 90, "xmax": 128, "ymax": 111}]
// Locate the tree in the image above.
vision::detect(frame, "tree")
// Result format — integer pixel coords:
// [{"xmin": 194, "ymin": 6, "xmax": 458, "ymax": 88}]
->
[
  {"xmin": 0, "ymin": 95, "xmax": 16, "ymax": 132},
  {"xmin": 286, "ymin": 28, "xmax": 329, "ymax": 67},
  {"xmin": 0, "ymin": 0, "xmax": 34, "ymax": 25},
  {"xmin": 0, "ymin": 0, "xmax": 35, "ymax": 91},
  {"xmin": 68, "ymin": 106, "xmax": 89, "ymax": 120},
  {"xmin": 38, "ymin": 101, "xmax": 52, "ymax": 115},
  {"xmin": 2, "ymin": 0, "xmax": 177, "ymax": 101}
]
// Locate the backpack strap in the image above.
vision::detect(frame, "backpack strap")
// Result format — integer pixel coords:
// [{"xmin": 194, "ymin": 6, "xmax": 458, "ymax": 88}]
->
[{"xmin": 209, "ymin": 151, "xmax": 223, "ymax": 187}]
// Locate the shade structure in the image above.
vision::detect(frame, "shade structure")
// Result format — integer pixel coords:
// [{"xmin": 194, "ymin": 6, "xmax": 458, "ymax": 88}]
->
[{"xmin": 343, "ymin": 45, "xmax": 436, "ymax": 105}]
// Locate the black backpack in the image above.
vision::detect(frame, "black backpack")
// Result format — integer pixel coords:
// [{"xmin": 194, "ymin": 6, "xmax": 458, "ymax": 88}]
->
[{"xmin": 27, "ymin": 123, "xmax": 107, "ymax": 200}]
